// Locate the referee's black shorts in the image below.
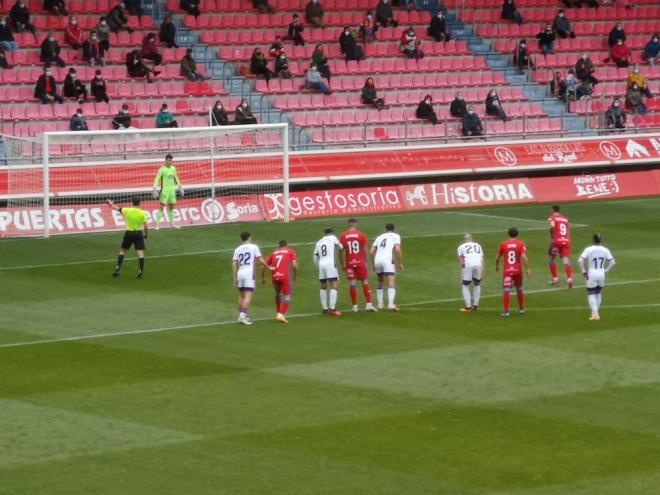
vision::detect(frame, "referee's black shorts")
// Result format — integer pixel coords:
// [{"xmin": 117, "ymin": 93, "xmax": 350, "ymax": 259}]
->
[{"xmin": 121, "ymin": 231, "xmax": 145, "ymax": 251}]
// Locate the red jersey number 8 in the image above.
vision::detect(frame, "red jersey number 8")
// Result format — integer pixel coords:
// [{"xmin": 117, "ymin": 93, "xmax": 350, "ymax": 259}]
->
[{"xmin": 507, "ymin": 251, "xmax": 517, "ymax": 265}]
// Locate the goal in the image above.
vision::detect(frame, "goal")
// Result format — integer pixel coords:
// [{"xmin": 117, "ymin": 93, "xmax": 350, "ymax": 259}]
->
[{"xmin": 0, "ymin": 124, "xmax": 290, "ymax": 238}]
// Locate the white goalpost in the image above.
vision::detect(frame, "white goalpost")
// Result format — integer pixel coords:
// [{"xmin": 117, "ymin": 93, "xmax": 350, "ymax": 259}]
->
[{"xmin": 0, "ymin": 124, "xmax": 290, "ymax": 238}]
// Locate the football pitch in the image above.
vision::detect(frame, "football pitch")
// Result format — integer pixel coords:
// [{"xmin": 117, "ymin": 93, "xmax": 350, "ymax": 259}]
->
[{"xmin": 2, "ymin": 198, "xmax": 660, "ymax": 494}]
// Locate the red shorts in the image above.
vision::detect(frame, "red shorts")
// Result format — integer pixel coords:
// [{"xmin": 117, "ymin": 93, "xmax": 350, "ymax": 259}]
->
[
  {"xmin": 346, "ymin": 262, "xmax": 368, "ymax": 281},
  {"xmin": 272, "ymin": 276, "xmax": 291, "ymax": 295},
  {"xmin": 503, "ymin": 271, "xmax": 523, "ymax": 289},
  {"xmin": 549, "ymin": 241, "xmax": 571, "ymax": 258}
]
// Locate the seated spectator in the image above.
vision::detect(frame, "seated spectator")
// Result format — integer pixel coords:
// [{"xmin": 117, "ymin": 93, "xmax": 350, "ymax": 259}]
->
[
  {"xmin": 462, "ymin": 106, "xmax": 483, "ymax": 136},
  {"xmin": 63, "ymin": 67, "xmax": 88, "ymax": 102},
  {"xmin": 91, "ymin": 69, "xmax": 109, "ymax": 103},
  {"xmin": 576, "ymin": 79, "xmax": 593, "ymax": 100},
  {"xmin": 610, "ymin": 39, "xmax": 630, "ymax": 67},
  {"xmin": 339, "ymin": 26, "xmax": 364, "ymax": 61},
  {"xmin": 305, "ymin": 0, "xmax": 324, "ymax": 28},
  {"xmin": 180, "ymin": 48, "xmax": 205, "ymax": 81},
  {"xmin": 312, "ymin": 43, "xmax": 331, "ymax": 80},
  {"xmin": 575, "ymin": 53, "xmax": 598, "ymax": 86},
  {"xmin": 564, "ymin": 68, "xmax": 577, "ymax": 100},
  {"xmin": 605, "ymin": 97, "xmax": 626, "ymax": 130},
  {"xmin": 304, "ymin": 64, "xmax": 331, "ymax": 94},
  {"xmin": 250, "ymin": 47, "xmax": 274, "ymax": 82},
  {"xmin": 450, "ymin": 92, "xmax": 467, "ymax": 118},
  {"xmin": 485, "ymin": 90, "xmax": 507, "ymax": 121},
  {"xmin": 400, "ymin": 27, "xmax": 422, "ymax": 59},
  {"xmin": 643, "ymin": 33, "xmax": 659, "ymax": 66},
  {"xmin": 626, "ymin": 83, "xmax": 647, "ymax": 114},
  {"xmin": 211, "ymin": 101, "xmax": 229, "ymax": 126},
  {"xmin": 361, "ymin": 77, "xmax": 384, "ymax": 110},
  {"xmin": 0, "ymin": 45, "xmax": 11, "ymax": 69},
  {"xmin": 44, "ymin": 0, "xmax": 68, "ymax": 16},
  {"xmin": 180, "ymin": 0, "xmax": 201, "ymax": 17},
  {"xmin": 513, "ymin": 39, "xmax": 534, "ymax": 73},
  {"xmin": 124, "ymin": 0, "xmax": 144, "ymax": 19},
  {"xmin": 549, "ymin": 70, "xmax": 565, "ymax": 98},
  {"xmin": 416, "ymin": 95, "xmax": 438, "ymax": 125},
  {"xmin": 126, "ymin": 49, "xmax": 159, "ymax": 82},
  {"xmin": 159, "ymin": 14, "xmax": 178, "ymax": 49},
  {"xmin": 0, "ymin": 17, "xmax": 19, "ymax": 53},
  {"xmin": 40, "ymin": 33, "xmax": 66, "ymax": 68},
  {"xmin": 627, "ymin": 64, "xmax": 653, "ymax": 98},
  {"xmin": 112, "ymin": 103, "xmax": 132, "ymax": 129},
  {"xmin": 235, "ymin": 99, "xmax": 257, "ymax": 125},
  {"xmin": 375, "ymin": 0, "xmax": 397, "ymax": 28},
  {"xmin": 34, "ymin": 67, "xmax": 64, "ymax": 103},
  {"xmin": 108, "ymin": 3, "xmax": 133, "ymax": 34},
  {"xmin": 608, "ymin": 21, "xmax": 625, "ymax": 48},
  {"xmin": 9, "ymin": 1, "xmax": 35, "ymax": 34},
  {"xmin": 552, "ymin": 9, "xmax": 574, "ymax": 39},
  {"xmin": 275, "ymin": 51, "xmax": 292, "ymax": 79},
  {"xmin": 156, "ymin": 103, "xmax": 178, "ymax": 128},
  {"xmin": 64, "ymin": 16, "xmax": 84, "ymax": 49},
  {"xmin": 536, "ymin": 24, "xmax": 556, "ymax": 55},
  {"xmin": 253, "ymin": 0, "xmax": 276, "ymax": 14},
  {"xmin": 97, "ymin": 17, "xmax": 111, "ymax": 53},
  {"xmin": 69, "ymin": 108, "xmax": 89, "ymax": 131},
  {"xmin": 141, "ymin": 32, "xmax": 162, "ymax": 65},
  {"xmin": 564, "ymin": 0, "xmax": 598, "ymax": 7},
  {"xmin": 269, "ymin": 36, "xmax": 284, "ymax": 57},
  {"xmin": 428, "ymin": 11, "xmax": 450, "ymax": 42},
  {"xmin": 360, "ymin": 12, "xmax": 377, "ymax": 43},
  {"xmin": 501, "ymin": 0, "xmax": 523, "ymax": 26},
  {"xmin": 285, "ymin": 14, "xmax": 304, "ymax": 46},
  {"xmin": 82, "ymin": 31, "xmax": 106, "ymax": 66}
]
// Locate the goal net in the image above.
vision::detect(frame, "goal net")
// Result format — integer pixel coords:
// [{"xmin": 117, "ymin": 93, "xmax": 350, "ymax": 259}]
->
[{"xmin": 1, "ymin": 124, "xmax": 289, "ymax": 238}]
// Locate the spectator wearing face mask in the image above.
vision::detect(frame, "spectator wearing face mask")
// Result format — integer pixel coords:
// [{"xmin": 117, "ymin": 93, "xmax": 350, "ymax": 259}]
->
[
  {"xmin": 160, "ymin": 15, "xmax": 178, "ymax": 49},
  {"xmin": 156, "ymin": 103, "xmax": 179, "ymax": 128},
  {"xmin": 180, "ymin": 48, "xmax": 205, "ymax": 81},
  {"xmin": 450, "ymin": 92, "xmax": 467, "ymax": 118},
  {"xmin": 0, "ymin": 17, "xmax": 19, "ymax": 53},
  {"xmin": 360, "ymin": 12, "xmax": 377, "ymax": 43},
  {"xmin": 64, "ymin": 16, "xmax": 84, "ymax": 49},
  {"xmin": 269, "ymin": 36, "xmax": 284, "ymax": 57},
  {"xmin": 112, "ymin": 103, "xmax": 133, "ymax": 129},
  {"xmin": 501, "ymin": 0, "xmax": 523, "ymax": 26},
  {"xmin": 361, "ymin": 77, "xmax": 384, "ymax": 110},
  {"xmin": 536, "ymin": 23, "xmax": 556, "ymax": 55},
  {"xmin": 485, "ymin": 90, "xmax": 508, "ymax": 121},
  {"xmin": 375, "ymin": 0, "xmax": 397, "ymax": 28},
  {"xmin": 305, "ymin": 0, "xmax": 324, "ymax": 28},
  {"xmin": 251, "ymin": 47, "xmax": 274, "ymax": 82},
  {"xmin": 211, "ymin": 101, "xmax": 229, "ymax": 126},
  {"xmin": 82, "ymin": 30, "xmax": 106, "ymax": 67},
  {"xmin": 610, "ymin": 39, "xmax": 630, "ymax": 68},
  {"xmin": 627, "ymin": 64, "xmax": 653, "ymax": 98},
  {"xmin": 400, "ymin": 27, "xmax": 422, "ymax": 59},
  {"xmin": 91, "ymin": 69, "xmax": 109, "ymax": 103},
  {"xmin": 625, "ymin": 83, "xmax": 647, "ymax": 115},
  {"xmin": 108, "ymin": 3, "xmax": 134, "ymax": 34},
  {"xmin": 126, "ymin": 49, "xmax": 160, "ymax": 83},
  {"xmin": 253, "ymin": 0, "xmax": 276, "ymax": 14},
  {"xmin": 69, "ymin": 108, "xmax": 89, "ymax": 131},
  {"xmin": 285, "ymin": 14, "xmax": 305, "ymax": 46},
  {"xmin": 180, "ymin": 0, "xmax": 201, "ymax": 17},
  {"xmin": 339, "ymin": 26, "xmax": 364, "ymax": 61},
  {"xmin": 141, "ymin": 32, "xmax": 162, "ymax": 65},
  {"xmin": 643, "ymin": 33, "xmax": 659, "ymax": 66},
  {"xmin": 275, "ymin": 51, "xmax": 292, "ymax": 79},
  {"xmin": 124, "ymin": 0, "xmax": 144, "ymax": 20},
  {"xmin": 235, "ymin": 99, "xmax": 257, "ymax": 125},
  {"xmin": 428, "ymin": 11, "xmax": 450, "ymax": 42},
  {"xmin": 552, "ymin": 9, "xmax": 574, "ymax": 39},
  {"xmin": 44, "ymin": 0, "xmax": 68, "ymax": 16},
  {"xmin": 513, "ymin": 39, "xmax": 534, "ymax": 73},
  {"xmin": 97, "ymin": 17, "xmax": 111, "ymax": 54},
  {"xmin": 605, "ymin": 97, "xmax": 625, "ymax": 130},
  {"xmin": 40, "ymin": 32, "xmax": 66, "ymax": 67},
  {"xmin": 304, "ymin": 64, "xmax": 331, "ymax": 94},
  {"xmin": 608, "ymin": 21, "xmax": 625, "ymax": 48},
  {"xmin": 63, "ymin": 67, "xmax": 88, "ymax": 102},
  {"xmin": 575, "ymin": 53, "xmax": 598, "ymax": 86},
  {"xmin": 312, "ymin": 43, "xmax": 331, "ymax": 80},
  {"xmin": 416, "ymin": 95, "xmax": 438, "ymax": 125},
  {"xmin": 9, "ymin": 1, "xmax": 35, "ymax": 35},
  {"xmin": 462, "ymin": 106, "xmax": 483, "ymax": 136},
  {"xmin": 35, "ymin": 67, "xmax": 64, "ymax": 103}
]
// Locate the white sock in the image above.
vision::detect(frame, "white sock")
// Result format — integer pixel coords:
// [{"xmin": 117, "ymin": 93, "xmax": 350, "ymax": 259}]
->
[
  {"xmin": 462, "ymin": 284, "xmax": 471, "ymax": 307},
  {"xmin": 596, "ymin": 293, "xmax": 602, "ymax": 309},
  {"xmin": 377, "ymin": 288, "xmax": 384, "ymax": 307},
  {"xmin": 387, "ymin": 287, "xmax": 396, "ymax": 307},
  {"xmin": 329, "ymin": 289, "xmax": 337, "ymax": 310},
  {"xmin": 473, "ymin": 285, "xmax": 481, "ymax": 306},
  {"xmin": 320, "ymin": 289, "xmax": 328, "ymax": 310},
  {"xmin": 588, "ymin": 294, "xmax": 598, "ymax": 316}
]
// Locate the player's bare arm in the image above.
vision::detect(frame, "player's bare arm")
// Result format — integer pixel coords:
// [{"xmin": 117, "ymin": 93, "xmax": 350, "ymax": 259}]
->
[
  {"xmin": 292, "ymin": 260, "xmax": 299, "ymax": 282},
  {"xmin": 522, "ymin": 253, "xmax": 530, "ymax": 276},
  {"xmin": 106, "ymin": 199, "xmax": 120, "ymax": 212},
  {"xmin": 258, "ymin": 256, "xmax": 274, "ymax": 271},
  {"xmin": 232, "ymin": 260, "xmax": 239, "ymax": 286},
  {"xmin": 369, "ymin": 246, "xmax": 376, "ymax": 270},
  {"xmin": 495, "ymin": 253, "xmax": 501, "ymax": 272},
  {"xmin": 143, "ymin": 222, "xmax": 148, "ymax": 239},
  {"xmin": 395, "ymin": 245, "xmax": 403, "ymax": 271}
]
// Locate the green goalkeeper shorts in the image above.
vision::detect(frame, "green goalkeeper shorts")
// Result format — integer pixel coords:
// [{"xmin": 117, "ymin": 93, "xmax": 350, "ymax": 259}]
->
[{"xmin": 160, "ymin": 189, "xmax": 177, "ymax": 205}]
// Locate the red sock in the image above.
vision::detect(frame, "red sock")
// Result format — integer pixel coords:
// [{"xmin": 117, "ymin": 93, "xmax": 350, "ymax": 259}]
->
[
  {"xmin": 275, "ymin": 296, "xmax": 281, "ymax": 312},
  {"xmin": 549, "ymin": 263, "xmax": 558, "ymax": 278},
  {"xmin": 503, "ymin": 291, "xmax": 510, "ymax": 312},
  {"xmin": 280, "ymin": 299, "xmax": 289, "ymax": 315},
  {"xmin": 517, "ymin": 290, "xmax": 525, "ymax": 310},
  {"xmin": 565, "ymin": 264, "xmax": 573, "ymax": 279},
  {"xmin": 349, "ymin": 286, "xmax": 357, "ymax": 305},
  {"xmin": 363, "ymin": 284, "xmax": 372, "ymax": 303}
]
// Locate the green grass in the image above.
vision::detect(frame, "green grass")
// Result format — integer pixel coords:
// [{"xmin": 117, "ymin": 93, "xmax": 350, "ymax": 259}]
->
[{"xmin": 2, "ymin": 198, "xmax": 660, "ymax": 494}]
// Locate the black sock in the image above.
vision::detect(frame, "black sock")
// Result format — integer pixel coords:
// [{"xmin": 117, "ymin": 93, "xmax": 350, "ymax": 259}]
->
[
  {"xmin": 138, "ymin": 257, "xmax": 144, "ymax": 272},
  {"xmin": 116, "ymin": 255, "xmax": 124, "ymax": 270}
]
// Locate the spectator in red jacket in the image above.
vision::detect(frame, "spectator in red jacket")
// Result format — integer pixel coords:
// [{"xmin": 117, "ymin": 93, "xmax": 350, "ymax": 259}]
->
[
  {"xmin": 141, "ymin": 32, "xmax": 162, "ymax": 65},
  {"xmin": 400, "ymin": 27, "xmax": 422, "ymax": 59},
  {"xmin": 610, "ymin": 39, "xmax": 630, "ymax": 67},
  {"xmin": 44, "ymin": 0, "xmax": 68, "ymax": 16},
  {"xmin": 64, "ymin": 15, "xmax": 84, "ymax": 49},
  {"xmin": 360, "ymin": 12, "xmax": 377, "ymax": 43},
  {"xmin": 82, "ymin": 31, "xmax": 106, "ymax": 66},
  {"xmin": 269, "ymin": 36, "xmax": 284, "ymax": 57}
]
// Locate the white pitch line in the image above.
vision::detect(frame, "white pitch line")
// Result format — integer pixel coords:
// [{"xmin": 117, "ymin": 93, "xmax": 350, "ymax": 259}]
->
[
  {"xmin": 1, "ymin": 277, "xmax": 659, "ymax": 350},
  {"xmin": 407, "ymin": 303, "xmax": 660, "ymax": 312}
]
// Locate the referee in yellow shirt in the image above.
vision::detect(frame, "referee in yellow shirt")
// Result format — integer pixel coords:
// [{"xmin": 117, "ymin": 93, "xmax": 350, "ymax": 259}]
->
[{"xmin": 107, "ymin": 197, "xmax": 149, "ymax": 279}]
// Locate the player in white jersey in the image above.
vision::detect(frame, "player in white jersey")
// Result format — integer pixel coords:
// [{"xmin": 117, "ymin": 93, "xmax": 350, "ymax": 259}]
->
[
  {"xmin": 457, "ymin": 233, "xmax": 484, "ymax": 312},
  {"xmin": 313, "ymin": 227, "xmax": 344, "ymax": 316},
  {"xmin": 578, "ymin": 233, "xmax": 616, "ymax": 321},
  {"xmin": 232, "ymin": 231, "xmax": 272, "ymax": 325},
  {"xmin": 370, "ymin": 223, "xmax": 403, "ymax": 311}
]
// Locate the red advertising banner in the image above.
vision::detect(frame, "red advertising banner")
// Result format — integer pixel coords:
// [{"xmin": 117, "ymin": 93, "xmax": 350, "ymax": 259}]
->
[{"xmin": 531, "ymin": 171, "xmax": 660, "ymax": 202}]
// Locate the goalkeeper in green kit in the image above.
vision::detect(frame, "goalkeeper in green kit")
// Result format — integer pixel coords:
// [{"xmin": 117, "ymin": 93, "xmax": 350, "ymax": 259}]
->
[{"xmin": 152, "ymin": 153, "xmax": 184, "ymax": 229}]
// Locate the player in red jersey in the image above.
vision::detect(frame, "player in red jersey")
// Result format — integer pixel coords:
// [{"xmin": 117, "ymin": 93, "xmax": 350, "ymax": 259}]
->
[
  {"xmin": 547, "ymin": 205, "xmax": 573, "ymax": 288},
  {"xmin": 495, "ymin": 227, "xmax": 530, "ymax": 317},
  {"xmin": 340, "ymin": 218, "xmax": 377, "ymax": 312},
  {"xmin": 262, "ymin": 240, "xmax": 298, "ymax": 323}
]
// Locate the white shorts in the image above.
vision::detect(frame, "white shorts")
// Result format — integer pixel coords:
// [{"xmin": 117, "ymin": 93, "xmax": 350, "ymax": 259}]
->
[
  {"xmin": 375, "ymin": 260, "xmax": 396, "ymax": 276},
  {"xmin": 586, "ymin": 275, "xmax": 605, "ymax": 289},
  {"xmin": 462, "ymin": 265, "xmax": 483, "ymax": 282},
  {"xmin": 237, "ymin": 274, "xmax": 256, "ymax": 291},
  {"xmin": 318, "ymin": 265, "xmax": 339, "ymax": 281}
]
